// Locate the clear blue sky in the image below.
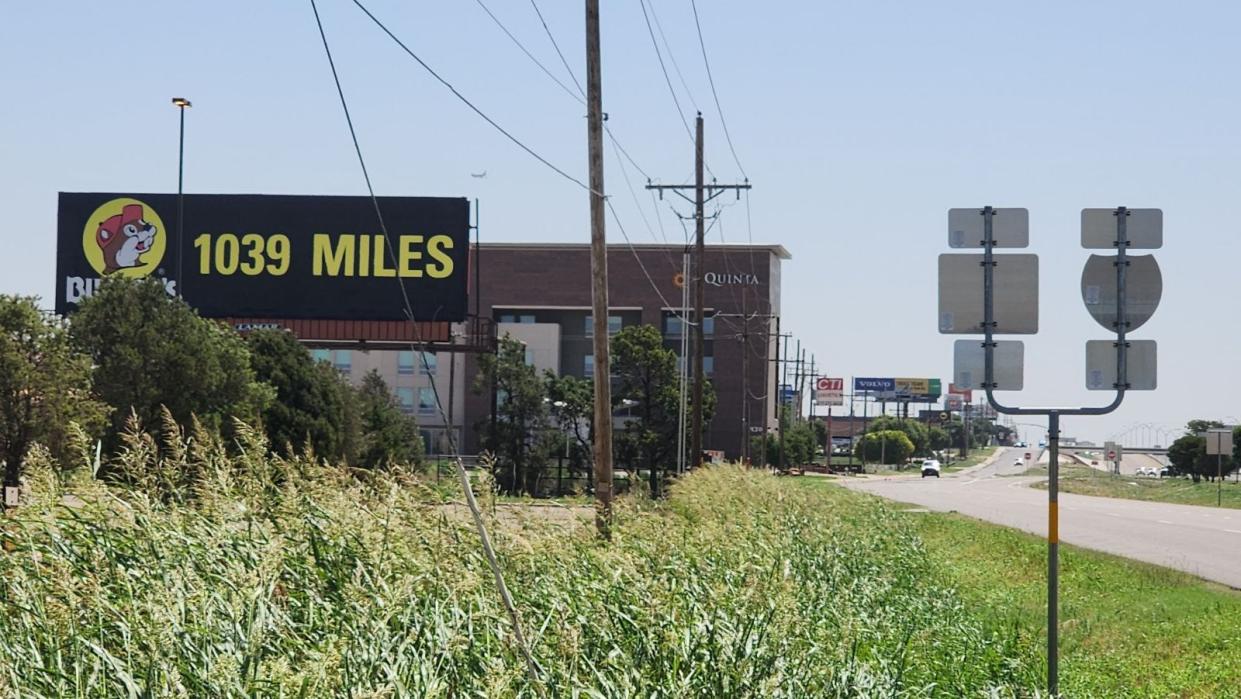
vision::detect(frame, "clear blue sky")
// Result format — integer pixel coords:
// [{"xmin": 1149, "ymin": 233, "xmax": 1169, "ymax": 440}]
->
[{"xmin": 3, "ymin": 0, "xmax": 1239, "ymax": 444}]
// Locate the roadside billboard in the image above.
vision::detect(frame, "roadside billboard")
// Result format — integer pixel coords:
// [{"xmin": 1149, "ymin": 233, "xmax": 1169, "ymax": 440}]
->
[{"xmin": 55, "ymin": 193, "xmax": 470, "ymax": 322}]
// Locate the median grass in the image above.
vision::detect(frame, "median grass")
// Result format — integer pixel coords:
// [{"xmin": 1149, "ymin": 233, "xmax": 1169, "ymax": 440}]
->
[
  {"xmin": 794, "ymin": 477, "xmax": 1241, "ymax": 698},
  {"xmin": 1026, "ymin": 463, "xmax": 1241, "ymax": 510},
  {"xmin": 0, "ymin": 434, "xmax": 1044, "ymax": 698}
]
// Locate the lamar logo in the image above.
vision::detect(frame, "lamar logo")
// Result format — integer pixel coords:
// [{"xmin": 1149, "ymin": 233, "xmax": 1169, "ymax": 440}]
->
[{"xmin": 83, "ymin": 198, "xmax": 166, "ymax": 277}]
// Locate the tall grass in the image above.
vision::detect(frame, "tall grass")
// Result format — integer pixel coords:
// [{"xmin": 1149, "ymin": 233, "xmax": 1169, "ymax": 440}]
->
[{"xmin": 0, "ymin": 420, "xmax": 1041, "ymax": 697}]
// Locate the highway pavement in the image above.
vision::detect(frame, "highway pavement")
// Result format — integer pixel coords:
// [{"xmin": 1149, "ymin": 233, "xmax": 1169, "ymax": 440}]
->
[{"xmin": 840, "ymin": 448, "xmax": 1241, "ymax": 588}]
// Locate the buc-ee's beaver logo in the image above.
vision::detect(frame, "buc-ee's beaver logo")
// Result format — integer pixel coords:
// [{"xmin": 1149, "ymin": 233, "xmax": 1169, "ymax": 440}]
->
[{"xmin": 81, "ymin": 198, "xmax": 167, "ymax": 278}]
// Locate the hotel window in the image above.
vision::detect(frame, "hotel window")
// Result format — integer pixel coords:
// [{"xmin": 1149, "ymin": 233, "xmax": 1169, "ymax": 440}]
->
[
  {"xmin": 664, "ymin": 315, "xmax": 684, "ymax": 337},
  {"xmin": 704, "ymin": 356, "xmax": 715, "ymax": 376},
  {"xmin": 396, "ymin": 387, "xmax": 415, "ymax": 414},
  {"xmin": 418, "ymin": 387, "xmax": 436, "ymax": 415},
  {"xmin": 583, "ymin": 354, "xmax": 594, "ymax": 377},
  {"xmin": 525, "ymin": 349, "xmax": 535, "ymax": 366},
  {"xmin": 333, "ymin": 350, "xmax": 352, "ymax": 373},
  {"xmin": 420, "ymin": 352, "xmax": 438, "ymax": 375},
  {"xmin": 499, "ymin": 313, "xmax": 536, "ymax": 324},
  {"xmin": 585, "ymin": 315, "xmax": 623, "ymax": 336},
  {"xmin": 311, "ymin": 349, "xmax": 331, "ymax": 363},
  {"xmin": 397, "ymin": 350, "xmax": 415, "ymax": 375},
  {"xmin": 702, "ymin": 315, "xmax": 715, "ymax": 336}
]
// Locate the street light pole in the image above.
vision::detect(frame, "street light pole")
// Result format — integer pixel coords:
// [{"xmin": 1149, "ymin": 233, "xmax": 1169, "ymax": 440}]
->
[{"xmin": 172, "ymin": 97, "xmax": 191, "ymax": 295}]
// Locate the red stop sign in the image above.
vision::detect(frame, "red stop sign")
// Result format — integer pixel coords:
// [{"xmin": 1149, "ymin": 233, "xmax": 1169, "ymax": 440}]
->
[
  {"xmin": 1107, "ymin": 451, "xmax": 1116, "ymax": 460},
  {"xmin": 1024, "ymin": 452, "xmax": 1032, "ymax": 460}
]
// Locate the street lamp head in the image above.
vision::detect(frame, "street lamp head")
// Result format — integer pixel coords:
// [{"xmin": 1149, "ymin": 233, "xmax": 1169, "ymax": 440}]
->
[{"xmin": 172, "ymin": 97, "xmax": 192, "ymax": 108}]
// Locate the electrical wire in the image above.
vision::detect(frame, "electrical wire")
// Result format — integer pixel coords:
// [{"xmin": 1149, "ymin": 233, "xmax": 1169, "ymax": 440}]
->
[
  {"xmin": 309, "ymin": 0, "xmax": 544, "ymax": 687},
  {"xmin": 647, "ymin": 0, "xmax": 700, "ymax": 113},
  {"xmin": 637, "ymin": 0, "xmax": 694, "ymax": 146},
  {"xmin": 473, "ymin": 0, "xmax": 583, "ymax": 106},
  {"xmin": 528, "ymin": 0, "xmax": 583, "ymax": 97},
  {"xmin": 351, "ymin": 0, "xmax": 593, "ymax": 194},
  {"xmin": 689, "ymin": 0, "xmax": 746, "ymax": 180}
]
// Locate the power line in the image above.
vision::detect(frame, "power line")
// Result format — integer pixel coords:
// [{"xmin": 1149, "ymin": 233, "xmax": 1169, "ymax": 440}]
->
[
  {"xmin": 637, "ymin": 0, "xmax": 694, "ymax": 146},
  {"xmin": 350, "ymin": 0, "xmax": 593, "ymax": 193},
  {"xmin": 309, "ymin": 0, "xmax": 543, "ymax": 686},
  {"xmin": 471, "ymin": 0, "xmax": 684, "ymax": 299},
  {"xmin": 528, "ymin": 0, "xmax": 584, "ymax": 97},
  {"xmin": 473, "ymin": 0, "xmax": 583, "ymax": 106},
  {"xmin": 689, "ymin": 0, "xmax": 746, "ymax": 179},
  {"xmin": 647, "ymin": 0, "xmax": 700, "ymax": 113}
]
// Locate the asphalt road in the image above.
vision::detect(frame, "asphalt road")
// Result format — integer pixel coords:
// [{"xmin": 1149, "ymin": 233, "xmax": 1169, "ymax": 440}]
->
[{"xmin": 840, "ymin": 448, "xmax": 1241, "ymax": 588}]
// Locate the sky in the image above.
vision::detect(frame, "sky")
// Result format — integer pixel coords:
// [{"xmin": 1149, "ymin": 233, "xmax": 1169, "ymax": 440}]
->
[{"xmin": 2, "ymin": 0, "xmax": 1239, "ymax": 445}]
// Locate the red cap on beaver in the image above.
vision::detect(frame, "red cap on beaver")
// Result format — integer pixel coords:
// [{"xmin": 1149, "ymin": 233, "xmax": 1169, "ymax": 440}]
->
[{"xmin": 97, "ymin": 204, "xmax": 146, "ymax": 246}]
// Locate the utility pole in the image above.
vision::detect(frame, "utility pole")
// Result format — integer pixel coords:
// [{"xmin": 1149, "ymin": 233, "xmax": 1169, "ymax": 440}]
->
[
  {"xmin": 716, "ymin": 309, "xmax": 777, "ymax": 466},
  {"xmin": 585, "ymin": 0, "xmax": 613, "ymax": 540},
  {"xmin": 647, "ymin": 114, "xmax": 750, "ymax": 469}
]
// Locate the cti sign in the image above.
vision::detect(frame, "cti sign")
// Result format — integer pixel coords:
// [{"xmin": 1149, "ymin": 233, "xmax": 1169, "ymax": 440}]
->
[{"xmin": 815, "ymin": 377, "xmax": 845, "ymax": 406}]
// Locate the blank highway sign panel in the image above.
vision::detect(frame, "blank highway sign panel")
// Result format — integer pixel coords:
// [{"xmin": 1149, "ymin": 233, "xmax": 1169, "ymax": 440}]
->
[
  {"xmin": 954, "ymin": 339, "xmax": 1024, "ymax": 390},
  {"xmin": 1085, "ymin": 339, "xmax": 1156, "ymax": 390},
  {"xmin": 1081, "ymin": 208, "xmax": 1163, "ymax": 249},
  {"xmin": 938, "ymin": 253, "xmax": 1039, "ymax": 334},
  {"xmin": 948, "ymin": 208, "xmax": 1030, "ymax": 248}
]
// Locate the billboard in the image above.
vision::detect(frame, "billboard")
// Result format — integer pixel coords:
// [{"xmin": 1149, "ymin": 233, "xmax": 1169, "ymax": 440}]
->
[
  {"xmin": 854, "ymin": 377, "xmax": 895, "ymax": 393},
  {"xmin": 815, "ymin": 377, "xmax": 844, "ymax": 406},
  {"xmin": 55, "ymin": 193, "xmax": 470, "ymax": 322}
]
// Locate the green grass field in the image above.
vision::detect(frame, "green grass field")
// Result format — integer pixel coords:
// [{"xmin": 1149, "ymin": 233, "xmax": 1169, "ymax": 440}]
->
[
  {"xmin": 4, "ymin": 439, "xmax": 1239, "ymax": 697},
  {"xmin": 793, "ymin": 476, "xmax": 1241, "ymax": 698},
  {"xmin": 1026, "ymin": 463, "xmax": 1241, "ymax": 509}
]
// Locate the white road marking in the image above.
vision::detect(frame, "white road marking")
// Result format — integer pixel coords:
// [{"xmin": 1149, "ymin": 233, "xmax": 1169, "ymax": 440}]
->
[
  {"xmin": 1157, "ymin": 520, "xmax": 1174, "ymax": 525},
  {"xmin": 1225, "ymin": 529, "xmax": 1241, "ymax": 535}
]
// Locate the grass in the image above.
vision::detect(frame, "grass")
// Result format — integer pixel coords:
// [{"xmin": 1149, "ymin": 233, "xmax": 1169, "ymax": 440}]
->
[
  {"xmin": 792, "ymin": 476, "xmax": 1241, "ymax": 698},
  {"xmin": 1025, "ymin": 464, "xmax": 1241, "ymax": 509},
  {"xmin": 912, "ymin": 511, "xmax": 1241, "ymax": 699},
  {"xmin": 0, "ymin": 424, "xmax": 1046, "ymax": 698},
  {"xmin": 941, "ymin": 447, "xmax": 1002, "ymax": 473}
]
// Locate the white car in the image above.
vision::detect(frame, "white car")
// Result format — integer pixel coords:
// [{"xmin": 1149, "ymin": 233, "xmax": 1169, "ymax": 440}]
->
[{"xmin": 921, "ymin": 459, "xmax": 942, "ymax": 478}]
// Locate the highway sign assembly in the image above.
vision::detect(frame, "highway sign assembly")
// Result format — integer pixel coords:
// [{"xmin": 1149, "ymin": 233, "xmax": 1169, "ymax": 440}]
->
[{"xmin": 936, "ymin": 205, "xmax": 1163, "ymax": 698}]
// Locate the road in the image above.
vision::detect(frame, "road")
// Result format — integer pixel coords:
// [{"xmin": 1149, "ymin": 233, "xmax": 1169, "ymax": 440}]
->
[{"xmin": 840, "ymin": 448, "xmax": 1241, "ymax": 588}]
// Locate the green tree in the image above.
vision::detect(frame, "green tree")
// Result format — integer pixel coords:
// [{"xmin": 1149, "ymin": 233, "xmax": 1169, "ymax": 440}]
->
[
  {"xmin": 854, "ymin": 430, "xmax": 915, "ymax": 465},
  {"xmin": 611, "ymin": 325, "xmax": 715, "ymax": 497},
  {"xmin": 867, "ymin": 416, "xmax": 930, "ymax": 455},
  {"xmin": 246, "ymin": 330, "xmax": 351, "ymax": 460},
  {"xmin": 355, "ymin": 370, "xmax": 424, "ymax": 470},
  {"xmin": 1168, "ymin": 433, "xmax": 1209, "ymax": 482},
  {"xmin": 0, "ymin": 296, "xmax": 108, "ymax": 488},
  {"xmin": 474, "ymin": 336, "xmax": 551, "ymax": 495},
  {"xmin": 928, "ymin": 425, "xmax": 952, "ymax": 452},
  {"xmin": 70, "ymin": 279, "xmax": 272, "ymax": 450},
  {"xmin": 545, "ymin": 372, "xmax": 594, "ymax": 493}
]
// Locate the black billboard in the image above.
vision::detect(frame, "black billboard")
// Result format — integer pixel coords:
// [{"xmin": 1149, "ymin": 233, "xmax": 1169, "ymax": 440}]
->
[{"xmin": 55, "ymin": 193, "xmax": 469, "ymax": 321}]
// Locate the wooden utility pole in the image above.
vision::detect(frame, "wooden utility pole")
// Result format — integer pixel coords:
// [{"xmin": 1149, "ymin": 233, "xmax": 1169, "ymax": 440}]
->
[
  {"xmin": 585, "ymin": 0, "xmax": 612, "ymax": 539},
  {"xmin": 691, "ymin": 115, "xmax": 706, "ymax": 469},
  {"xmin": 647, "ymin": 117, "xmax": 749, "ymax": 470}
]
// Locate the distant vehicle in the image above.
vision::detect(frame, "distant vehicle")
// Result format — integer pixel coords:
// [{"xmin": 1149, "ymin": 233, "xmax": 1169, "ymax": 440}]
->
[
  {"xmin": 1015, "ymin": 441, "xmax": 1027, "ymax": 448},
  {"xmin": 1135, "ymin": 467, "xmax": 1150, "ymax": 477},
  {"xmin": 921, "ymin": 459, "xmax": 942, "ymax": 478},
  {"xmin": 1158, "ymin": 467, "xmax": 1170, "ymax": 478},
  {"xmin": 1012, "ymin": 458, "xmax": 1024, "ymax": 467}
]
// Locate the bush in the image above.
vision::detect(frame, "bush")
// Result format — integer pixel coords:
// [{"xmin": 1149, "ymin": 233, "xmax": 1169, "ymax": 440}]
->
[
  {"xmin": 854, "ymin": 430, "xmax": 915, "ymax": 464},
  {"xmin": 70, "ymin": 278, "xmax": 272, "ymax": 451}
]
